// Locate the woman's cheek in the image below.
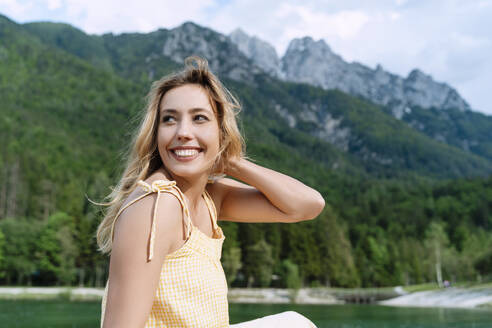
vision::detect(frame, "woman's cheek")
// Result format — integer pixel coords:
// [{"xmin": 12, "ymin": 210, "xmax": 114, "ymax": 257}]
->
[{"xmin": 157, "ymin": 131, "xmax": 172, "ymax": 159}]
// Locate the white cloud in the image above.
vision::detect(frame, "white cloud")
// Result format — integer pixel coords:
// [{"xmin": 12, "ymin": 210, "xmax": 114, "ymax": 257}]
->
[
  {"xmin": 0, "ymin": 0, "xmax": 34, "ymax": 18},
  {"xmin": 389, "ymin": 11, "xmax": 400, "ymax": 21},
  {"xmin": 478, "ymin": 0, "xmax": 492, "ymax": 8},
  {"xmin": 46, "ymin": 0, "xmax": 62, "ymax": 10},
  {"xmin": 0, "ymin": 0, "xmax": 491, "ymax": 114},
  {"xmin": 0, "ymin": 0, "xmax": 216, "ymax": 33},
  {"xmin": 60, "ymin": 0, "xmax": 217, "ymax": 34},
  {"xmin": 276, "ymin": 5, "xmax": 370, "ymax": 40}
]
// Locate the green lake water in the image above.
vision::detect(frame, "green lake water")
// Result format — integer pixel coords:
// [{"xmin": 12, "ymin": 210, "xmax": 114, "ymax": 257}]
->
[{"xmin": 0, "ymin": 300, "xmax": 491, "ymax": 327}]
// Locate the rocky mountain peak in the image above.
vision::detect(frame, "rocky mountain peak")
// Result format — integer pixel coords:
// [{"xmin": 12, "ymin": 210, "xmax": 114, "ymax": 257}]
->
[
  {"xmin": 162, "ymin": 22, "xmax": 261, "ymax": 83},
  {"xmin": 286, "ymin": 36, "xmax": 333, "ymax": 55},
  {"xmin": 229, "ymin": 29, "xmax": 471, "ymax": 115},
  {"xmin": 403, "ymin": 68, "xmax": 470, "ymax": 111},
  {"xmin": 407, "ymin": 69, "xmax": 432, "ymax": 83},
  {"xmin": 281, "ymin": 36, "xmax": 348, "ymax": 89},
  {"xmin": 229, "ymin": 28, "xmax": 247, "ymax": 41},
  {"xmin": 179, "ymin": 21, "xmax": 200, "ymax": 30},
  {"xmin": 228, "ymin": 28, "xmax": 283, "ymax": 78}
]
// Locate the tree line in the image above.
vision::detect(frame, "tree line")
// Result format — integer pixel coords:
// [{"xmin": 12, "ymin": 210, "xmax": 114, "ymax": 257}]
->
[{"xmin": 1, "ymin": 164, "xmax": 491, "ymax": 288}]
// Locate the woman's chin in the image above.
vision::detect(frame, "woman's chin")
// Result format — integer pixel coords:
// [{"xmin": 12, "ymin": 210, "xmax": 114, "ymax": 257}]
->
[{"xmin": 162, "ymin": 156, "xmax": 216, "ymax": 181}]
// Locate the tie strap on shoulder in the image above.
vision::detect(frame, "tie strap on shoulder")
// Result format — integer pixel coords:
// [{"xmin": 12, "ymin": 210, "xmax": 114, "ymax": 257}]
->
[
  {"xmin": 110, "ymin": 179, "xmax": 192, "ymax": 262},
  {"xmin": 138, "ymin": 179, "xmax": 193, "ymax": 261},
  {"xmin": 137, "ymin": 179, "xmax": 177, "ymax": 192}
]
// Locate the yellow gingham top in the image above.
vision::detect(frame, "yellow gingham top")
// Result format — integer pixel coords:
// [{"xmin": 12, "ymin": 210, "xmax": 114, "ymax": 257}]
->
[{"xmin": 100, "ymin": 179, "xmax": 229, "ymax": 327}]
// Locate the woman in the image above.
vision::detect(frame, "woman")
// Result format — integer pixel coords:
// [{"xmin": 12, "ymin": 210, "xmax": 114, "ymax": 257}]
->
[{"xmin": 96, "ymin": 56, "xmax": 324, "ymax": 328}]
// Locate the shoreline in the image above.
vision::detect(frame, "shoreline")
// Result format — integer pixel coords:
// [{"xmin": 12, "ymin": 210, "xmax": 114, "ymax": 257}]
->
[
  {"xmin": 0, "ymin": 286, "xmax": 402, "ymax": 304},
  {"xmin": 379, "ymin": 287, "xmax": 492, "ymax": 309},
  {"xmin": 1, "ymin": 286, "xmax": 491, "ymax": 309},
  {"xmin": 0, "ymin": 286, "xmax": 408, "ymax": 304}
]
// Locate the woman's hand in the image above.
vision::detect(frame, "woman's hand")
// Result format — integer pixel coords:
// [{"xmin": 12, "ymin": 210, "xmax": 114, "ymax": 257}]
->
[{"xmin": 224, "ymin": 156, "xmax": 243, "ymax": 179}]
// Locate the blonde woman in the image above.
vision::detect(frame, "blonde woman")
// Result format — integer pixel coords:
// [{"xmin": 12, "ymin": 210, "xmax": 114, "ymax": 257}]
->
[{"xmin": 96, "ymin": 56, "xmax": 324, "ymax": 328}]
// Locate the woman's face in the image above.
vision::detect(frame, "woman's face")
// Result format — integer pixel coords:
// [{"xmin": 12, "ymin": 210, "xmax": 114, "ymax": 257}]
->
[{"xmin": 157, "ymin": 84, "xmax": 220, "ymax": 181}]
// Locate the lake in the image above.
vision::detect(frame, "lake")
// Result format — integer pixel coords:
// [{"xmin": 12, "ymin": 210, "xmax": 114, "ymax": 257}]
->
[{"xmin": 0, "ymin": 300, "xmax": 491, "ymax": 327}]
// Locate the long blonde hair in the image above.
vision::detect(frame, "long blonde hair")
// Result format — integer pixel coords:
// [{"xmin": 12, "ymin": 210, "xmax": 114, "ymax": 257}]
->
[{"xmin": 95, "ymin": 56, "xmax": 246, "ymax": 256}]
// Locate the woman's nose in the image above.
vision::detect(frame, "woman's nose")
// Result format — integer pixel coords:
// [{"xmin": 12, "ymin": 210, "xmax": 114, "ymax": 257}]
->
[{"xmin": 176, "ymin": 119, "xmax": 193, "ymax": 140}]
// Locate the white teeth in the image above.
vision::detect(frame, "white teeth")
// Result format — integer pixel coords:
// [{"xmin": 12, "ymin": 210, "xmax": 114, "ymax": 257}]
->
[{"xmin": 173, "ymin": 149, "xmax": 199, "ymax": 157}]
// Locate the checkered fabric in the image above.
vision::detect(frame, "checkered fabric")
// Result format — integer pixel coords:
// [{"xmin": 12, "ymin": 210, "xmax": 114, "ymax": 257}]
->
[{"xmin": 100, "ymin": 179, "xmax": 229, "ymax": 327}]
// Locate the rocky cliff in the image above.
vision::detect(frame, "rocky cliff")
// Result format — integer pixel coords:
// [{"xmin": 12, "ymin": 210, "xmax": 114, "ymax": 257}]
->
[{"xmin": 229, "ymin": 32, "xmax": 471, "ymax": 118}]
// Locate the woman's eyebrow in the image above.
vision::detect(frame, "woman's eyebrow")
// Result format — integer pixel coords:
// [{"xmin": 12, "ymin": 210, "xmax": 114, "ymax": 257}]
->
[{"xmin": 161, "ymin": 107, "xmax": 212, "ymax": 115}]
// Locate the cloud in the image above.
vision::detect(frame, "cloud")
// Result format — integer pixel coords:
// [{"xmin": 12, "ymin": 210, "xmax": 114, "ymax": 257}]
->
[
  {"xmin": 0, "ymin": 0, "xmax": 216, "ymax": 33},
  {"xmin": 64, "ymin": 0, "xmax": 217, "ymax": 34},
  {"xmin": 0, "ymin": 0, "xmax": 34, "ymax": 17},
  {"xmin": 46, "ymin": 0, "xmax": 62, "ymax": 10},
  {"xmin": 275, "ymin": 5, "xmax": 370, "ymax": 40},
  {"xmin": 0, "ymin": 0, "xmax": 491, "ymax": 114}
]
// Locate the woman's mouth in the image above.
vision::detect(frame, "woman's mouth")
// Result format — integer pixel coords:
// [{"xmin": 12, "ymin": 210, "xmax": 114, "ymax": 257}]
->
[{"xmin": 169, "ymin": 148, "xmax": 203, "ymax": 162}]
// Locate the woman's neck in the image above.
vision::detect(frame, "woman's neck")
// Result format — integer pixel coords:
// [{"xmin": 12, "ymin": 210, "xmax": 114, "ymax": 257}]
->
[
  {"xmin": 172, "ymin": 173, "xmax": 210, "ymax": 212},
  {"xmin": 151, "ymin": 167, "xmax": 210, "ymax": 212}
]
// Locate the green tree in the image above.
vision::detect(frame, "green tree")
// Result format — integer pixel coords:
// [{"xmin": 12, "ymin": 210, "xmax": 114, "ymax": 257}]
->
[
  {"xmin": 35, "ymin": 212, "xmax": 78, "ymax": 286},
  {"xmin": 0, "ymin": 218, "xmax": 40, "ymax": 285},
  {"xmin": 280, "ymin": 259, "xmax": 301, "ymax": 290},
  {"xmin": 0, "ymin": 229, "xmax": 5, "ymax": 279},
  {"xmin": 222, "ymin": 246, "xmax": 242, "ymax": 287},
  {"xmin": 318, "ymin": 207, "xmax": 359, "ymax": 287},
  {"xmin": 424, "ymin": 221, "xmax": 449, "ymax": 287},
  {"xmin": 475, "ymin": 251, "xmax": 492, "ymax": 279},
  {"xmin": 244, "ymin": 239, "xmax": 274, "ymax": 287}
]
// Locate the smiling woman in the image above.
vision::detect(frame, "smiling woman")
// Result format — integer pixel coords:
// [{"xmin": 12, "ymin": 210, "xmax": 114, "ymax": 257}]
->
[
  {"xmin": 94, "ymin": 56, "xmax": 323, "ymax": 328},
  {"xmin": 158, "ymin": 84, "xmax": 221, "ymax": 181}
]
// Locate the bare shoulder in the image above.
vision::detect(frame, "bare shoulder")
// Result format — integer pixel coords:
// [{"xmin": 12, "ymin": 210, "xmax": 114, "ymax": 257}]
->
[
  {"xmin": 113, "ymin": 180, "xmax": 183, "ymax": 260},
  {"xmin": 104, "ymin": 173, "xmax": 182, "ymax": 327},
  {"xmin": 117, "ymin": 167, "xmax": 176, "ymax": 220}
]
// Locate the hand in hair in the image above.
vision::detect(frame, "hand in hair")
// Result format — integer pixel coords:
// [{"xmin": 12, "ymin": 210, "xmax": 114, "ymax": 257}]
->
[{"xmin": 217, "ymin": 157, "xmax": 325, "ymax": 223}]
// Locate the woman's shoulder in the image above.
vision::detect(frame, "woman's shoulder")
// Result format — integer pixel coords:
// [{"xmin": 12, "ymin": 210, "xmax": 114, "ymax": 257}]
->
[
  {"xmin": 113, "ymin": 176, "xmax": 184, "ymax": 255},
  {"xmin": 121, "ymin": 170, "xmax": 174, "ymax": 208}
]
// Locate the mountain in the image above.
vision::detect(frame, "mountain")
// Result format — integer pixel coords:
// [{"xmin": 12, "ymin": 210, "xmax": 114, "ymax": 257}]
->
[
  {"xmin": 0, "ymin": 14, "xmax": 143, "ymax": 216},
  {"xmin": 281, "ymin": 37, "xmax": 470, "ymax": 115},
  {"xmin": 0, "ymin": 13, "xmax": 359, "ymax": 220},
  {"xmin": 229, "ymin": 28, "xmax": 284, "ymax": 79},
  {"xmin": 19, "ymin": 18, "xmax": 492, "ymax": 180},
  {"xmin": 23, "ymin": 21, "xmax": 113, "ymax": 71},
  {"xmin": 0, "ymin": 14, "xmax": 364, "ymax": 288},
  {"xmin": 1, "ymin": 13, "xmax": 492, "ymax": 289},
  {"xmin": 228, "ymin": 30, "xmax": 492, "ymax": 162},
  {"xmin": 228, "ymin": 31, "xmax": 470, "ymax": 114}
]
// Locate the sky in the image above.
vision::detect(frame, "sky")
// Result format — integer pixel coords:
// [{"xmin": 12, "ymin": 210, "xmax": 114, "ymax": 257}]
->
[{"xmin": 1, "ymin": 0, "xmax": 491, "ymax": 115}]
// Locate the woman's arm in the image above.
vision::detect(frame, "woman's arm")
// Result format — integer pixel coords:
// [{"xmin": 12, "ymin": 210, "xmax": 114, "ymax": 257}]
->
[
  {"xmin": 102, "ymin": 192, "xmax": 182, "ymax": 328},
  {"xmin": 216, "ymin": 158, "xmax": 325, "ymax": 223}
]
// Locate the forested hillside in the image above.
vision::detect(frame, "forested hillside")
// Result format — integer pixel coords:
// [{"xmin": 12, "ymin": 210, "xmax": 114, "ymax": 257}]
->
[{"xmin": 0, "ymin": 14, "xmax": 491, "ymax": 288}]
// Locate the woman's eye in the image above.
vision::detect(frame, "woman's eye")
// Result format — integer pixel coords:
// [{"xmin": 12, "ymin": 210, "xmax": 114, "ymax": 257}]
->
[
  {"xmin": 162, "ymin": 115, "xmax": 176, "ymax": 123},
  {"xmin": 195, "ymin": 115, "xmax": 209, "ymax": 122}
]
